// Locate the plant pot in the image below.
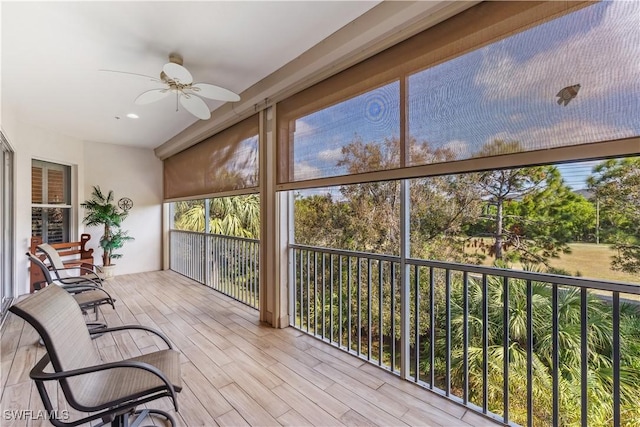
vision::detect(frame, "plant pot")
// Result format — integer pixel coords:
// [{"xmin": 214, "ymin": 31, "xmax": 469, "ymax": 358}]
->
[{"xmin": 101, "ymin": 265, "xmax": 116, "ymax": 280}]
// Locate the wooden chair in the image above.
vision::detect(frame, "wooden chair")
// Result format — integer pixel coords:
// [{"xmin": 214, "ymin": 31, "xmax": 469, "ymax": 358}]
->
[{"xmin": 9, "ymin": 284, "xmax": 181, "ymax": 427}]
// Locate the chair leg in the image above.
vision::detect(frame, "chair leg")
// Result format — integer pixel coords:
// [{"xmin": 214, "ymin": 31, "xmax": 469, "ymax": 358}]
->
[
  {"xmin": 86, "ymin": 322, "xmax": 108, "ymax": 339},
  {"xmin": 130, "ymin": 409, "xmax": 175, "ymax": 427},
  {"xmin": 105, "ymin": 408, "xmax": 175, "ymax": 427}
]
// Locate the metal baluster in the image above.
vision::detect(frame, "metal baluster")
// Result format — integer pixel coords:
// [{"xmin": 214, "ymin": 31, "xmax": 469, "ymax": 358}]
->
[
  {"xmin": 503, "ymin": 276, "xmax": 509, "ymax": 424},
  {"xmin": 307, "ymin": 250, "xmax": 311, "ymax": 333},
  {"xmin": 414, "ymin": 265, "xmax": 420, "ymax": 383},
  {"xmin": 238, "ymin": 240, "xmax": 242, "ymax": 302},
  {"xmin": 580, "ymin": 287, "xmax": 588, "ymax": 427},
  {"xmin": 379, "ymin": 260, "xmax": 384, "ymax": 366},
  {"xmin": 254, "ymin": 240, "xmax": 258, "ymax": 308},
  {"xmin": 232, "ymin": 239, "xmax": 236, "ymax": 299},
  {"xmin": 322, "ymin": 253, "xmax": 326, "ymax": 339},
  {"xmin": 330, "ymin": 254, "xmax": 334, "ymax": 343},
  {"xmin": 552, "ymin": 284, "xmax": 559, "ymax": 427},
  {"xmin": 314, "ymin": 251, "xmax": 318, "ymax": 335},
  {"xmin": 192, "ymin": 234, "xmax": 195, "ymax": 279},
  {"xmin": 429, "ymin": 267, "xmax": 435, "ymax": 389},
  {"xmin": 391, "ymin": 263, "xmax": 396, "ymax": 372},
  {"xmin": 613, "ymin": 291, "xmax": 620, "ymax": 427},
  {"xmin": 300, "ymin": 249, "xmax": 304, "ymax": 329},
  {"xmin": 445, "ymin": 269, "xmax": 451, "ymax": 396},
  {"xmin": 228, "ymin": 238, "xmax": 232, "ymax": 298},
  {"xmin": 357, "ymin": 258, "xmax": 362, "ymax": 356},
  {"xmin": 187, "ymin": 234, "xmax": 191, "ymax": 278},
  {"xmin": 339, "ymin": 256, "xmax": 343, "ymax": 348},
  {"xmin": 242, "ymin": 240, "xmax": 246, "ymax": 304},
  {"xmin": 463, "ymin": 271, "xmax": 468, "ymax": 403},
  {"xmin": 527, "ymin": 279, "xmax": 533, "ymax": 427},
  {"xmin": 294, "ymin": 249, "xmax": 299, "ymax": 328},
  {"xmin": 367, "ymin": 258, "xmax": 372, "ymax": 360},
  {"xmin": 235, "ymin": 239, "xmax": 239, "ymax": 300},
  {"xmin": 348, "ymin": 257, "xmax": 353, "ymax": 352},
  {"xmin": 224, "ymin": 237, "xmax": 228, "ymax": 293},
  {"xmin": 215, "ymin": 236, "xmax": 219, "ymax": 290}
]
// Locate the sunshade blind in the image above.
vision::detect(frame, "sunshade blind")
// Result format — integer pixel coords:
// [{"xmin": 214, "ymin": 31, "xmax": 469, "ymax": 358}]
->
[
  {"xmin": 164, "ymin": 114, "xmax": 259, "ymax": 200},
  {"xmin": 276, "ymin": 0, "xmax": 638, "ymax": 190}
]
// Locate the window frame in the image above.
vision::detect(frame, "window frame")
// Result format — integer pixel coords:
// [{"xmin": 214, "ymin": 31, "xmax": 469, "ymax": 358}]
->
[{"xmin": 31, "ymin": 159, "xmax": 73, "ymax": 243}]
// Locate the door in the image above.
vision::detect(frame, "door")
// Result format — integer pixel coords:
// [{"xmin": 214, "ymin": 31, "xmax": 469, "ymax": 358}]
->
[{"xmin": 1, "ymin": 132, "xmax": 15, "ymax": 322}]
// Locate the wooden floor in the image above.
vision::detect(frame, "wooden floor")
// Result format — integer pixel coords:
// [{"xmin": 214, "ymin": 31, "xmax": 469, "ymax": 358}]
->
[{"xmin": 1, "ymin": 270, "xmax": 495, "ymax": 427}]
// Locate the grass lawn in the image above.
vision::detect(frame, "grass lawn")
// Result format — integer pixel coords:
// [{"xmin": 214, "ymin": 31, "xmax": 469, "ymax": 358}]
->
[
  {"xmin": 468, "ymin": 241, "xmax": 639, "ymax": 285},
  {"xmin": 548, "ymin": 243, "xmax": 639, "ymax": 284}
]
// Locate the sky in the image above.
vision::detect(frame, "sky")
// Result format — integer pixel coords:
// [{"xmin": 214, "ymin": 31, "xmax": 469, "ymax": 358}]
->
[{"xmin": 290, "ymin": 0, "xmax": 640, "ymax": 188}]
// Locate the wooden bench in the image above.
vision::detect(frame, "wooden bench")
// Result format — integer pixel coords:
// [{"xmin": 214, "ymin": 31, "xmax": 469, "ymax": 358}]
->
[{"xmin": 29, "ymin": 234, "xmax": 95, "ymax": 293}]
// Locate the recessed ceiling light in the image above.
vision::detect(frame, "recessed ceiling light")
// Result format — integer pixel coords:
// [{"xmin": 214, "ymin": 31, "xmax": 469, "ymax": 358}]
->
[{"xmin": 126, "ymin": 113, "xmax": 139, "ymax": 119}]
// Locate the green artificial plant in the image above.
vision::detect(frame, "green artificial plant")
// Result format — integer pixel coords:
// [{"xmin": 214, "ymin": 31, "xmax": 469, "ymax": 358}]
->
[{"xmin": 80, "ymin": 186, "xmax": 134, "ymax": 266}]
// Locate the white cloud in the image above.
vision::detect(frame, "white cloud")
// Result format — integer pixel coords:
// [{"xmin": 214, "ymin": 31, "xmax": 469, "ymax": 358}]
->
[
  {"xmin": 474, "ymin": 2, "xmax": 640, "ymax": 102},
  {"xmin": 318, "ymin": 147, "xmax": 343, "ymax": 163},
  {"xmin": 293, "ymin": 161, "xmax": 322, "ymax": 181},
  {"xmin": 293, "ymin": 119, "xmax": 316, "ymax": 137},
  {"xmin": 488, "ymin": 120, "xmax": 635, "ymax": 151},
  {"xmin": 442, "ymin": 139, "xmax": 471, "ymax": 159}
]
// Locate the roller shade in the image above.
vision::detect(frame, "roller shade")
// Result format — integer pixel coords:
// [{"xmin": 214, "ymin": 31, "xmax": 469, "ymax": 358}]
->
[
  {"xmin": 276, "ymin": 0, "xmax": 638, "ymax": 190},
  {"xmin": 164, "ymin": 114, "xmax": 259, "ymax": 200}
]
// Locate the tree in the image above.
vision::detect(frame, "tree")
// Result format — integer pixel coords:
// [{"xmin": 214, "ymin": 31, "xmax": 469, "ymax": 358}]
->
[
  {"xmin": 587, "ymin": 157, "xmax": 640, "ymax": 274},
  {"xmin": 210, "ymin": 195, "xmax": 260, "ymax": 238},
  {"xmin": 336, "ymin": 136, "xmax": 401, "ymax": 255},
  {"xmin": 294, "ymin": 193, "xmax": 351, "ymax": 248},
  {"xmin": 307, "ymin": 135, "xmax": 483, "ymax": 260},
  {"xmin": 426, "ymin": 268, "xmax": 640, "ymax": 426},
  {"xmin": 173, "ymin": 195, "xmax": 260, "ymax": 238},
  {"xmin": 471, "ymin": 140, "xmax": 574, "ymax": 266}
]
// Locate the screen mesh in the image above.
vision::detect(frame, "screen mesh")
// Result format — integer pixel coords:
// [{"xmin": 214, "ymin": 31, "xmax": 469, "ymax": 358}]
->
[
  {"xmin": 287, "ymin": 81, "xmax": 400, "ymax": 182},
  {"xmin": 276, "ymin": 1, "xmax": 639, "ymax": 189},
  {"xmin": 164, "ymin": 115, "xmax": 259, "ymax": 200},
  {"xmin": 408, "ymin": 1, "xmax": 640, "ymax": 165}
]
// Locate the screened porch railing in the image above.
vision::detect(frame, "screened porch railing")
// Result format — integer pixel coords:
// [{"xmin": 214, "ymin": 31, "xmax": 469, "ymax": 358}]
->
[
  {"xmin": 291, "ymin": 243, "xmax": 640, "ymax": 427},
  {"xmin": 170, "ymin": 230, "xmax": 260, "ymax": 309}
]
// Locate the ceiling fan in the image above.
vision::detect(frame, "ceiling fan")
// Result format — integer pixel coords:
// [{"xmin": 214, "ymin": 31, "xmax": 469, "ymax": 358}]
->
[{"xmin": 102, "ymin": 53, "xmax": 240, "ymax": 120}]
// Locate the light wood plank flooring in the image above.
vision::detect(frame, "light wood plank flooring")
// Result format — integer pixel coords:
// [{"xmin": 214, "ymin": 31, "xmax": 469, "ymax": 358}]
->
[{"xmin": 1, "ymin": 270, "xmax": 496, "ymax": 426}]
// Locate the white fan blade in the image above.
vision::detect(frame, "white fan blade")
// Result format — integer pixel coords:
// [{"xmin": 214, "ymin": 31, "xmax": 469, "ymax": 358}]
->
[
  {"xmin": 163, "ymin": 62, "xmax": 193, "ymax": 84},
  {"xmin": 191, "ymin": 83, "xmax": 240, "ymax": 102},
  {"xmin": 99, "ymin": 69, "xmax": 162, "ymax": 83},
  {"xmin": 180, "ymin": 94, "xmax": 211, "ymax": 120},
  {"xmin": 135, "ymin": 89, "xmax": 170, "ymax": 105}
]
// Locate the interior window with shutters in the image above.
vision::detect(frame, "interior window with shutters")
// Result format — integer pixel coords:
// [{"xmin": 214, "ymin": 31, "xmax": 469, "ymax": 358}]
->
[{"xmin": 31, "ymin": 160, "xmax": 71, "ymax": 243}]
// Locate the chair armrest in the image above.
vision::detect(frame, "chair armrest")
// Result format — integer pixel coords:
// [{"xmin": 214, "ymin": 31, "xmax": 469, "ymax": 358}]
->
[
  {"xmin": 89, "ymin": 325, "xmax": 174, "ymax": 349},
  {"xmin": 61, "ymin": 259, "xmax": 103, "ymax": 272},
  {"xmin": 57, "ymin": 273, "xmax": 102, "ymax": 289},
  {"xmin": 57, "ymin": 265, "xmax": 104, "ymax": 280},
  {"xmin": 60, "ymin": 283, "xmax": 101, "ymax": 293},
  {"xmin": 29, "ymin": 353, "xmax": 178, "ymax": 410},
  {"xmin": 60, "ymin": 285, "xmax": 115, "ymax": 306}
]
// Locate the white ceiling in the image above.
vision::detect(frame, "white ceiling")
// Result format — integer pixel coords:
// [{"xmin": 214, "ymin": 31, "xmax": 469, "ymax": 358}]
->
[{"xmin": 1, "ymin": 1, "xmax": 381, "ymax": 149}]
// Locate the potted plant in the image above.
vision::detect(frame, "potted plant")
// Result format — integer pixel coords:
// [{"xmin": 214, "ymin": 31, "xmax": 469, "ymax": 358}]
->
[{"xmin": 80, "ymin": 186, "xmax": 134, "ymax": 278}]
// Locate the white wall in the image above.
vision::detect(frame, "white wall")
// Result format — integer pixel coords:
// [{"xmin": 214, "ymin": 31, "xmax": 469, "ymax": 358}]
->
[
  {"xmin": 82, "ymin": 141, "xmax": 162, "ymax": 275},
  {"xmin": 2, "ymin": 117, "xmax": 162, "ymax": 296},
  {"xmin": 4, "ymin": 119, "xmax": 85, "ymax": 296}
]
